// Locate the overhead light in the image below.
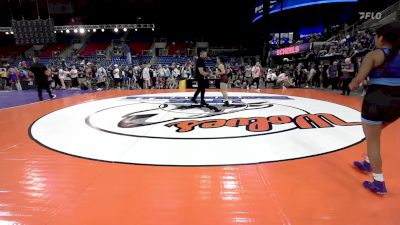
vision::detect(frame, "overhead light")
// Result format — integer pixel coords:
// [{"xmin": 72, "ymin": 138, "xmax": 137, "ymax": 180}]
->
[
  {"xmin": 93, "ymin": 29, "xmax": 96, "ymax": 32},
  {"xmin": 61, "ymin": 30, "xmax": 64, "ymax": 33},
  {"xmin": 123, "ymin": 28, "xmax": 127, "ymax": 32},
  {"xmin": 87, "ymin": 29, "xmax": 90, "ymax": 32},
  {"xmin": 54, "ymin": 31, "xmax": 57, "ymax": 33},
  {"xmin": 114, "ymin": 28, "xmax": 118, "ymax": 32},
  {"xmin": 74, "ymin": 29, "xmax": 78, "ymax": 33},
  {"xmin": 79, "ymin": 28, "xmax": 85, "ymax": 34},
  {"xmin": 5, "ymin": 32, "xmax": 9, "ymax": 35},
  {"xmin": 66, "ymin": 29, "xmax": 70, "ymax": 33},
  {"xmin": 10, "ymin": 31, "xmax": 14, "ymax": 34},
  {"xmin": 152, "ymin": 28, "xmax": 154, "ymax": 31},
  {"xmin": 135, "ymin": 28, "xmax": 138, "ymax": 31},
  {"xmin": 101, "ymin": 29, "xmax": 105, "ymax": 32}
]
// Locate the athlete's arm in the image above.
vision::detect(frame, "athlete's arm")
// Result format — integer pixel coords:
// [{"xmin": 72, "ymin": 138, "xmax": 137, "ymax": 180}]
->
[{"xmin": 349, "ymin": 50, "xmax": 385, "ymax": 90}]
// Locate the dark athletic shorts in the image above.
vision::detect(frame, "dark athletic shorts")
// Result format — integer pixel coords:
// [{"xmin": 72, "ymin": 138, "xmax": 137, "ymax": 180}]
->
[{"xmin": 361, "ymin": 84, "xmax": 400, "ymax": 124}]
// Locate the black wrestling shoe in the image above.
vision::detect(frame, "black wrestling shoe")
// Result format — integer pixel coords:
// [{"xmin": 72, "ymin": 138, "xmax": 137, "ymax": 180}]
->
[
  {"xmin": 200, "ymin": 101, "xmax": 209, "ymax": 107},
  {"xmin": 223, "ymin": 101, "xmax": 230, "ymax": 107},
  {"xmin": 191, "ymin": 98, "xmax": 198, "ymax": 104}
]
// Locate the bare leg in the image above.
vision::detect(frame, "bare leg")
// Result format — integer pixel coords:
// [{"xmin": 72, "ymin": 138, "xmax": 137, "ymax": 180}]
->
[
  {"xmin": 362, "ymin": 122, "xmax": 383, "ymax": 173},
  {"xmin": 220, "ymin": 82, "xmax": 228, "ymax": 101}
]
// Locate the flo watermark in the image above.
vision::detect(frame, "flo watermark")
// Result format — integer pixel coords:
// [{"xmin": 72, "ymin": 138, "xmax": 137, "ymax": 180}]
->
[{"xmin": 359, "ymin": 12, "xmax": 382, "ymax": 20}]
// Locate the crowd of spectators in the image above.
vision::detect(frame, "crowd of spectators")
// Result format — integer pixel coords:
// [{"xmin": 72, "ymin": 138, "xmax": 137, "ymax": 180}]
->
[
  {"xmin": 0, "ymin": 56, "xmax": 366, "ymax": 98},
  {"xmin": 0, "ymin": 26, "xmax": 375, "ymax": 96}
]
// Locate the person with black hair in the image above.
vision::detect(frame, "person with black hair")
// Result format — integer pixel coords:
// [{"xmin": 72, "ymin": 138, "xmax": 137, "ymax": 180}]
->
[
  {"xmin": 191, "ymin": 51, "xmax": 209, "ymax": 106},
  {"xmin": 216, "ymin": 57, "xmax": 229, "ymax": 106},
  {"xmin": 350, "ymin": 21, "xmax": 400, "ymax": 194},
  {"xmin": 52, "ymin": 66, "xmax": 62, "ymax": 89},
  {"xmin": 326, "ymin": 60, "xmax": 339, "ymax": 89}
]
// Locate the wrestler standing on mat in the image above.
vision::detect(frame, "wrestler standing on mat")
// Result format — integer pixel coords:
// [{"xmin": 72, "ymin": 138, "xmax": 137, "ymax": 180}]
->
[
  {"xmin": 216, "ymin": 56, "xmax": 229, "ymax": 106},
  {"xmin": 349, "ymin": 21, "xmax": 400, "ymax": 194}
]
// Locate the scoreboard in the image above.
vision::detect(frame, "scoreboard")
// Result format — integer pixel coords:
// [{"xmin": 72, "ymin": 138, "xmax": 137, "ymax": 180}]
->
[{"xmin": 253, "ymin": 0, "xmax": 358, "ymax": 23}]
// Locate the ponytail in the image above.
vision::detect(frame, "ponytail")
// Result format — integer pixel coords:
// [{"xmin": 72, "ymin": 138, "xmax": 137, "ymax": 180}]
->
[
  {"xmin": 376, "ymin": 22, "xmax": 400, "ymax": 72},
  {"xmin": 387, "ymin": 38, "xmax": 400, "ymax": 65}
]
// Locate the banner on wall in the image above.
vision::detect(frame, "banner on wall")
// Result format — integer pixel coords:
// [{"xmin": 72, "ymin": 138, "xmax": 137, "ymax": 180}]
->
[{"xmin": 270, "ymin": 43, "xmax": 311, "ymax": 56}]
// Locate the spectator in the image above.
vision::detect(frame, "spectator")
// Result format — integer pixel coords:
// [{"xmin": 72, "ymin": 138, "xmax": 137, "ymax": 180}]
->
[
  {"xmin": 182, "ymin": 65, "xmax": 191, "ymax": 79},
  {"xmin": 52, "ymin": 67, "xmax": 62, "ymax": 89},
  {"xmin": 172, "ymin": 66, "xmax": 181, "ymax": 79},
  {"xmin": 318, "ymin": 61, "xmax": 326, "ymax": 87},
  {"xmin": 142, "ymin": 65, "xmax": 151, "ymax": 89},
  {"xmin": 0, "ymin": 67, "xmax": 7, "ymax": 90},
  {"xmin": 164, "ymin": 65, "xmax": 171, "ymax": 78},
  {"xmin": 63, "ymin": 68, "xmax": 71, "ymax": 89},
  {"xmin": 166, "ymin": 76, "xmax": 177, "ymax": 89},
  {"xmin": 77, "ymin": 66, "xmax": 86, "ymax": 89},
  {"xmin": 96, "ymin": 65, "xmax": 107, "ymax": 91},
  {"xmin": 266, "ymin": 69, "xmax": 277, "ymax": 87},
  {"xmin": 307, "ymin": 66, "xmax": 316, "ymax": 88},
  {"xmin": 85, "ymin": 63, "xmax": 95, "ymax": 90},
  {"xmin": 58, "ymin": 67, "xmax": 67, "ymax": 89},
  {"xmin": 233, "ymin": 78, "xmax": 242, "ymax": 88},
  {"xmin": 277, "ymin": 72, "xmax": 293, "ymax": 89},
  {"xmin": 125, "ymin": 66, "xmax": 133, "ymax": 90},
  {"xmin": 325, "ymin": 60, "xmax": 339, "ymax": 90},
  {"xmin": 252, "ymin": 62, "xmax": 262, "ymax": 88},
  {"xmin": 70, "ymin": 66, "xmax": 79, "ymax": 89},
  {"xmin": 242, "ymin": 80, "xmax": 248, "ymax": 89},
  {"xmin": 150, "ymin": 67, "xmax": 157, "ymax": 89},
  {"xmin": 113, "ymin": 64, "xmax": 122, "ymax": 89},
  {"xmin": 244, "ymin": 64, "xmax": 252, "ymax": 86},
  {"xmin": 341, "ymin": 58, "xmax": 355, "ymax": 95},
  {"xmin": 8, "ymin": 68, "xmax": 22, "ymax": 91}
]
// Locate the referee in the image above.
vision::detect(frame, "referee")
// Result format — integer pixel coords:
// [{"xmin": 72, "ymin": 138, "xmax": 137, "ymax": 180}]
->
[
  {"xmin": 30, "ymin": 57, "xmax": 56, "ymax": 101},
  {"xmin": 191, "ymin": 50, "xmax": 209, "ymax": 106}
]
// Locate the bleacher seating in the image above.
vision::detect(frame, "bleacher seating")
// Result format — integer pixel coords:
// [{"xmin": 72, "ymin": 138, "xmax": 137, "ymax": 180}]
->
[
  {"xmin": 0, "ymin": 45, "xmax": 31, "ymax": 58},
  {"xmin": 168, "ymin": 42, "xmax": 191, "ymax": 55},
  {"xmin": 131, "ymin": 57, "xmax": 140, "ymax": 65},
  {"xmin": 205, "ymin": 57, "xmax": 217, "ymax": 67},
  {"xmin": 39, "ymin": 44, "xmax": 69, "ymax": 57},
  {"xmin": 128, "ymin": 42, "xmax": 152, "ymax": 55},
  {"xmin": 141, "ymin": 55, "xmax": 152, "ymax": 64},
  {"xmin": 80, "ymin": 43, "xmax": 109, "ymax": 57},
  {"xmin": 85, "ymin": 55, "xmax": 106, "ymax": 61},
  {"xmin": 156, "ymin": 56, "xmax": 189, "ymax": 65},
  {"xmin": 109, "ymin": 56, "xmax": 129, "ymax": 67},
  {"xmin": 39, "ymin": 57, "xmax": 54, "ymax": 65}
]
